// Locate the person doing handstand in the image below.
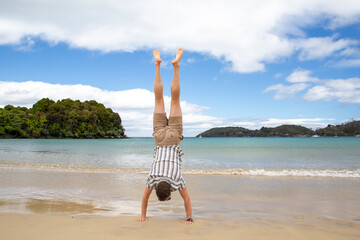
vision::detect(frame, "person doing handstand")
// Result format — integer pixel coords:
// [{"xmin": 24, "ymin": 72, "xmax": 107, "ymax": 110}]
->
[{"xmin": 137, "ymin": 48, "xmax": 193, "ymax": 224}]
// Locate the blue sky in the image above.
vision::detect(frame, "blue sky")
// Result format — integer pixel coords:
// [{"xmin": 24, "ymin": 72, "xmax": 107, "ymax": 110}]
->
[{"xmin": 1, "ymin": 1, "xmax": 360, "ymax": 136}]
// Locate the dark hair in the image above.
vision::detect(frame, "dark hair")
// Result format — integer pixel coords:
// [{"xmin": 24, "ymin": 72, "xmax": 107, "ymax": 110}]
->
[{"xmin": 156, "ymin": 181, "xmax": 171, "ymax": 201}]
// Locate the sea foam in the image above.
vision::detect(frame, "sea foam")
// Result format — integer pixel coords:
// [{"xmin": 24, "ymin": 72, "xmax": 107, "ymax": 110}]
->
[
  {"xmin": 1, "ymin": 162, "xmax": 359, "ymax": 178},
  {"xmin": 183, "ymin": 168, "xmax": 360, "ymax": 178}
]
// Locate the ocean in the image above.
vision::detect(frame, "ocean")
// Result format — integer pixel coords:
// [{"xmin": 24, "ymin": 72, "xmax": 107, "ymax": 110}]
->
[{"xmin": 1, "ymin": 137, "xmax": 359, "ymax": 176}]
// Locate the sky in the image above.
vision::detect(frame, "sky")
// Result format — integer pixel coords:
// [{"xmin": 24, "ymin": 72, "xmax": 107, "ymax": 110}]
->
[{"xmin": 0, "ymin": 0, "xmax": 360, "ymax": 137}]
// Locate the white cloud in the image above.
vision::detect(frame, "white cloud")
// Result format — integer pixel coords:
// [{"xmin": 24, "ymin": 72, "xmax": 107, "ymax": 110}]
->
[
  {"xmin": 233, "ymin": 121, "xmax": 258, "ymax": 127},
  {"xmin": 303, "ymin": 78, "xmax": 360, "ymax": 103},
  {"xmin": 186, "ymin": 58, "xmax": 196, "ymax": 64},
  {"xmin": 260, "ymin": 118, "xmax": 334, "ymax": 128},
  {"xmin": 274, "ymin": 73, "xmax": 283, "ymax": 79},
  {"xmin": 266, "ymin": 68, "xmax": 360, "ymax": 104},
  {"xmin": 0, "ymin": 81, "xmax": 223, "ymax": 136},
  {"xmin": 286, "ymin": 68, "xmax": 319, "ymax": 83},
  {"xmin": 339, "ymin": 48, "xmax": 360, "ymax": 57},
  {"xmin": 1, "ymin": 1, "xmax": 360, "ymax": 72},
  {"xmin": 334, "ymin": 58, "xmax": 360, "ymax": 67},
  {"xmin": 294, "ymin": 36, "xmax": 358, "ymax": 61},
  {"xmin": 15, "ymin": 36, "xmax": 35, "ymax": 51},
  {"xmin": 263, "ymin": 83, "xmax": 308, "ymax": 99},
  {"xmin": 234, "ymin": 118, "xmax": 334, "ymax": 130}
]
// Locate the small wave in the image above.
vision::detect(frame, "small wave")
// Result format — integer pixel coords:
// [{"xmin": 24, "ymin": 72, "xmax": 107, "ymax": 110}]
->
[
  {"xmin": 183, "ymin": 169, "xmax": 360, "ymax": 178},
  {"xmin": 1, "ymin": 162, "xmax": 359, "ymax": 178},
  {"xmin": 0, "ymin": 161, "xmax": 140, "ymax": 174}
]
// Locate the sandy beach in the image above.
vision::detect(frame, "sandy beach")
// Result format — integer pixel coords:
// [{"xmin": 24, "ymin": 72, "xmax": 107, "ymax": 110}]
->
[
  {"xmin": 1, "ymin": 212, "xmax": 359, "ymax": 240},
  {"xmin": 1, "ymin": 166, "xmax": 360, "ymax": 240}
]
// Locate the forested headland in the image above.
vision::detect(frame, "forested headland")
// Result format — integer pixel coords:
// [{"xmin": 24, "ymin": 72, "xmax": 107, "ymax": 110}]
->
[
  {"xmin": 0, "ymin": 98, "xmax": 126, "ymax": 139},
  {"xmin": 196, "ymin": 120, "xmax": 360, "ymax": 137}
]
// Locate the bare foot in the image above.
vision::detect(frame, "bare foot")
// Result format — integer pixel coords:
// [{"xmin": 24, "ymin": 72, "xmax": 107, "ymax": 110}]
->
[
  {"xmin": 153, "ymin": 50, "xmax": 161, "ymax": 66},
  {"xmin": 172, "ymin": 48, "xmax": 183, "ymax": 67}
]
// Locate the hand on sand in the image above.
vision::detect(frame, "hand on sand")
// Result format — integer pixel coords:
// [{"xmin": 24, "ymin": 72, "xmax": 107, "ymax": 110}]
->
[
  {"xmin": 137, "ymin": 217, "xmax": 147, "ymax": 222},
  {"xmin": 153, "ymin": 50, "xmax": 161, "ymax": 66},
  {"xmin": 172, "ymin": 48, "xmax": 183, "ymax": 67},
  {"xmin": 183, "ymin": 220, "xmax": 193, "ymax": 225}
]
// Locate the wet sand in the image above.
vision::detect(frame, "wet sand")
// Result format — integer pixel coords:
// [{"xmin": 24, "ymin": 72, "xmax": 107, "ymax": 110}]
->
[{"xmin": 0, "ymin": 167, "xmax": 360, "ymax": 239}]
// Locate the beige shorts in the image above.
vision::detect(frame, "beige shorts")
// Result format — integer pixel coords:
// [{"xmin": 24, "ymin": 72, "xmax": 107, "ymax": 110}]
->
[{"xmin": 153, "ymin": 113, "xmax": 184, "ymax": 146}]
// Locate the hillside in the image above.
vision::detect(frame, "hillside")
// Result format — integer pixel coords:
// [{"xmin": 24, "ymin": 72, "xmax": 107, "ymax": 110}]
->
[
  {"xmin": 315, "ymin": 120, "xmax": 360, "ymax": 136},
  {"xmin": 0, "ymin": 98, "xmax": 126, "ymax": 139},
  {"xmin": 197, "ymin": 125, "xmax": 314, "ymax": 137},
  {"xmin": 196, "ymin": 120, "xmax": 360, "ymax": 137}
]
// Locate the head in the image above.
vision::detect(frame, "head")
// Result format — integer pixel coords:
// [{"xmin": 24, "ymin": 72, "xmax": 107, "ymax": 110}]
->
[{"xmin": 155, "ymin": 181, "xmax": 171, "ymax": 201}]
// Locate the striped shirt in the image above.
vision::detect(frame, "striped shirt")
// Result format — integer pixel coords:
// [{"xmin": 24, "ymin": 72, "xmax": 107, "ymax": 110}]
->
[{"xmin": 146, "ymin": 145, "xmax": 186, "ymax": 191}]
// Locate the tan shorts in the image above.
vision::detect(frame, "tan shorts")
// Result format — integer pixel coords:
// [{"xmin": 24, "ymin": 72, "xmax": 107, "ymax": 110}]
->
[{"xmin": 153, "ymin": 113, "xmax": 184, "ymax": 146}]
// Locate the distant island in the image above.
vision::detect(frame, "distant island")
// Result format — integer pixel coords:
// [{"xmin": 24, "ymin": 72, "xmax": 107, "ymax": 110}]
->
[
  {"xmin": 0, "ymin": 98, "xmax": 126, "ymax": 139},
  {"xmin": 196, "ymin": 120, "xmax": 360, "ymax": 137}
]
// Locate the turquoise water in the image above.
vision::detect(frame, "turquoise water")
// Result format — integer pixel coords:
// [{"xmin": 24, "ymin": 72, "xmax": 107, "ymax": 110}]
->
[{"xmin": 0, "ymin": 137, "xmax": 359, "ymax": 177}]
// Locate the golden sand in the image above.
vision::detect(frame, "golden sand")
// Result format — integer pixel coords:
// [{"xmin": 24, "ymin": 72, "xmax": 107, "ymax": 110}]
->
[{"xmin": 1, "ymin": 212, "xmax": 359, "ymax": 240}]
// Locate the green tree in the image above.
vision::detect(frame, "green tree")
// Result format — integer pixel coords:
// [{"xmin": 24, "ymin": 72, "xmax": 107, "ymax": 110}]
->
[
  {"xmin": 0, "ymin": 98, "xmax": 126, "ymax": 138},
  {"xmin": 32, "ymin": 98, "xmax": 55, "ymax": 113}
]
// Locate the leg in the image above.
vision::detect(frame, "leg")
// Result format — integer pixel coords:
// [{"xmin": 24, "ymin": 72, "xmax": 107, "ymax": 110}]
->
[
  {"xmin": 153, "ymin": 50, "xmax": 165, "ymax": 113},
  {"xmin": 153, "ymin": 50, "xmax": 168, "ymax": 145},
  {"xmin": 170, "ymin": 48, "xmax": 183, "ymax": 117}
]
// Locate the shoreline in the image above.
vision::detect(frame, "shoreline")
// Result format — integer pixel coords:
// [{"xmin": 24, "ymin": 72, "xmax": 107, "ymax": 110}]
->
[
  {"xmin": 1, "ymin": 161, "xmax": 359, "ymax": 178},
  {"xmin": 1, "ymin": 166, "xmax": 360, "ymax": 239},
  {"xmin": 1, "ymin": 136, "xmax": 360, "ymax": 139},
  {"xmin": 0, "ymin": 135, "xmax": 127, "ymax": 139}
]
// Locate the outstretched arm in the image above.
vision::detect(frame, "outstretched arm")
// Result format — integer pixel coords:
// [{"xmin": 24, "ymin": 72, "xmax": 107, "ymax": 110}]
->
[
  {"xmin": 179, "ymin": 186, "xmax": 193, "ymax": 224},
  {"xmin": 137, "ymin": 187, "xmax": 152, "ymax": 222}
]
